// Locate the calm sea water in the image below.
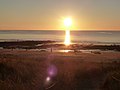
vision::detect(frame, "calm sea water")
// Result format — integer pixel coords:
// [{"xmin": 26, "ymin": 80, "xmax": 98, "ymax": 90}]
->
[{"xmin": 0, "ymin": 30, "xmax": 120, "ymax": 44}]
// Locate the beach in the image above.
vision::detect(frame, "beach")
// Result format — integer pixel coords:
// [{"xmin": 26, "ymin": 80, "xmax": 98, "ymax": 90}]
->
[
  {"xmin": 1, "ymin": 0, "xmax": 120, "ymax": 89},
  {"xmin": 0, "ymin": 49, "xmax": 120, "ymax": 90},
  {"xmin": 0, "ymin": 32, "xmax": 120, "ymax": 90}
]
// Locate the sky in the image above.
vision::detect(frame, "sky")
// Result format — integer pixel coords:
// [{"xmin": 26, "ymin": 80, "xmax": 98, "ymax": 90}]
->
[{"xmin": 0, "ymin": 0, "xmax": 120, "ymax": 30}]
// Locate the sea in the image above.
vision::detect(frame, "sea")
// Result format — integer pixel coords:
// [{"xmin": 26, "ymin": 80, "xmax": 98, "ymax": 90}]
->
[{"xmin": 0, "ymin": 30, "xmax": 120, "ymax": 45}]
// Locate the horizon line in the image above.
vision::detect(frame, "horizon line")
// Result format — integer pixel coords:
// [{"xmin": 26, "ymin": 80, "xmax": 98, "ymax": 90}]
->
[{"xmin": 0, "ymin": 30, "xmax": 120, "ymax": 31}]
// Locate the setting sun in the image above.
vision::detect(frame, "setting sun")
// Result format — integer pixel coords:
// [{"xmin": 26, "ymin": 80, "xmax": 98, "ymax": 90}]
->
[{"xmin": 64, "ymin": 18, "xmax": 72, "ymax": 28}]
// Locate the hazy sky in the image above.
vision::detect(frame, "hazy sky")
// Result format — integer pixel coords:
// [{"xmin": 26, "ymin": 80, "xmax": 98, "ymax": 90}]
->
[{"xmin": 0, "ymin": 0, "xmax": 120, "ymax": 30}]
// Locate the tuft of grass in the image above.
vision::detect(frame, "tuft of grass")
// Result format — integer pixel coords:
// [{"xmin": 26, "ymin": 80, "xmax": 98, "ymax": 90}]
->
[
  {"xmin": 101, "ymin": 61, "xmax": 120, "ymax": 90},
  {"xmin": 0, "ymin": 57, "xmax": 47, "ymax": 90}
]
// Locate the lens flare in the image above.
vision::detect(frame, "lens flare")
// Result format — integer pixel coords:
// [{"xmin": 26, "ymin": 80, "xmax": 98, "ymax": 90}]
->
[{"xmin": 46, "ymin": 77, "xmax": 51, "ymax": 82}]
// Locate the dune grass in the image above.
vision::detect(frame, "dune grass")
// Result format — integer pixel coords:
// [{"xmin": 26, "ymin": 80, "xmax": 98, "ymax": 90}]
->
[{"xmin": 0, "ymin": 52, "xmax": 120, "ymax": 90}]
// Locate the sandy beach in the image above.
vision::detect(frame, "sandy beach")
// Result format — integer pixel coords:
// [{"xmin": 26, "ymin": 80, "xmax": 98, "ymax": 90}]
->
[{"xmin": 0, "ymin": 49, "xmax": 120, "ymax": 90}]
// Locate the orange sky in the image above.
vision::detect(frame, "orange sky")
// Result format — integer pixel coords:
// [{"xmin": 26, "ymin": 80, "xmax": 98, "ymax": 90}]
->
[{"xmin": 0, "ymin": 0, "xmax": 120, "ymax": 31}]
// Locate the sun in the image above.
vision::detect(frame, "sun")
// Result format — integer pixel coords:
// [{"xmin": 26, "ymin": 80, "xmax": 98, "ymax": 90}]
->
[{"xmin": 64, "ymin": 18, "xmax": 72, "ymax": 27}]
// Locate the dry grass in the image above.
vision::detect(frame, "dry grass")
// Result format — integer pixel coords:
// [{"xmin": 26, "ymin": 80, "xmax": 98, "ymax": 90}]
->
[
  {"xmin": 0, "ymin": 51, "xmax": 120, "ymax": 90},
  {"xmin": 0, "ymin": 54, "xmax": 47, "ymax": 90}
]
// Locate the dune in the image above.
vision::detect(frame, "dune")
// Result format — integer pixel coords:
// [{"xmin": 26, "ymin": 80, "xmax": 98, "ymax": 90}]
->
[{"xmin": 0, "ymin": 50, "xmax": 120, "ymax": 90}]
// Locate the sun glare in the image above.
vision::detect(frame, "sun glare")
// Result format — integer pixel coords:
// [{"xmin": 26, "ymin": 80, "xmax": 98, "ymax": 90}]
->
[
  {"xmin": 64, "ymin": 30, "xmax": 71, "ymax": 46},
  {"xmin": 64, "ymin": 18, "xmax": 72, "ymax": 46}
]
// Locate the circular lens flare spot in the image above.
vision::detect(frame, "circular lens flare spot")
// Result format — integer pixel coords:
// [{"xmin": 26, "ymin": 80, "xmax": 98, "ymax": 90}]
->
[
  {"xmin": 47, "ymin": 65, "xmax": 57, "ymax": 77},
  {"xmin": 46, "ymin": 77, "xmax": 51, "ymax": 82}
]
